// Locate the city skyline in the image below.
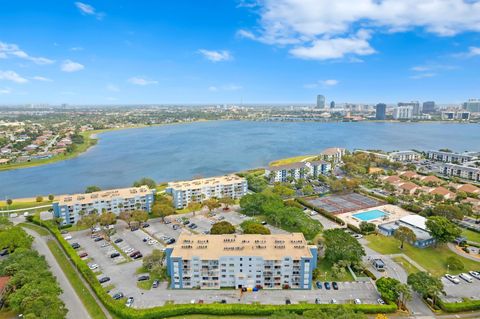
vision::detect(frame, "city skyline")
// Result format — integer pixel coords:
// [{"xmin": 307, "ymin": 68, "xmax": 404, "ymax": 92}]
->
[{"xmin": 0, "ymin": 1, "xmax": 480, "ymax": 104}]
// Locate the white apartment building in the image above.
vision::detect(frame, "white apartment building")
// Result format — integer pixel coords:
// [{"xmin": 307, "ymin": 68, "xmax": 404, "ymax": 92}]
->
[
  {"xmin": 427, "ymin": 150, "xmax": 478, "ymax": 163},
  {"xmin": 320, "ymin": 147, "xmax": 346, "ymax": 163},
  {"xmin": 393, "ymin": 106, "xmax": 413, "ymax": 120},
  {"xmin": 166, "ymin": 174, "xmax": 248, "ymax": 209},
  {"xmin": 165, "ymin": 233, "xmax": 317, "ymax": 290},
  {"xmin": 53, "ymin": 186, "xmax": 155, "ymax": 225},
  {"xmin": 389, "ymin": 151, "xmax": 421, "ymax": 162},
  {"xmin": 265, "ymin": 160, "xmax": 331, "ymax": 183},
  {"xmin": 442, "ymin": 163, "xmax": 480, "ymax": 182}
]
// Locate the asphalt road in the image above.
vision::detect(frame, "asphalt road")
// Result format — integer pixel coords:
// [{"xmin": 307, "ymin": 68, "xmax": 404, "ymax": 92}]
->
[{"xmin": 24, "ymin": 228, "xmax": 92, "ymax": 319}]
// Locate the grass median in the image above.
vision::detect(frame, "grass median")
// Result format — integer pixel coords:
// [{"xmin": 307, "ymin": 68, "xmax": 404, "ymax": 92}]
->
[{"xmin": 47, "ymin": 240, "xmax": 107, "ymax": 319}]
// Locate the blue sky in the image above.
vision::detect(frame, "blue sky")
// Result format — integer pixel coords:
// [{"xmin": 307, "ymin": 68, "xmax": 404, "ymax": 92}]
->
[{"xmin": 0, "ymin": 0, "xmax": 480, "ymax": 105}]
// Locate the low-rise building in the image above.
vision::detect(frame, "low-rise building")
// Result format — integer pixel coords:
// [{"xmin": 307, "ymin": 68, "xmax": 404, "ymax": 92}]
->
[
  {"xmin": 319, "ymin": 147, "xmax": 346, "ymax": 163},
  {"xmin": 53, "ymin": 186, "xmax": 155, "ymax": 225},
  {"xmin": 166, "ymin": 175, "xmax": 248, "ymax": 209},
  {"xmin": 429, "ymin": 186, "xmax": 455, "ymax": 200},
  {"xmin": 265, "ymin": 160, "xmax": 331, "ymax": 183},
  {"xmin": 165, "ymin": 233, "xmax": 317, "ymax": 290},
  {"xmin": 378, "ymin": 215, "xmax": 436, "ymax": 248},
  {"xmin": 442, "ymin": 163, "xmax": 480, "ymax": 182},
  {"xmin": 389, "ymin": 151, "xmax": 421, "ymax": 162},
  {"xmin": 426, "ymin": 150, "xmax": 477, "ymax": 163},
  {"xmin": 456, "ymin": 184, "xmax": 480, "ymax": 195}
]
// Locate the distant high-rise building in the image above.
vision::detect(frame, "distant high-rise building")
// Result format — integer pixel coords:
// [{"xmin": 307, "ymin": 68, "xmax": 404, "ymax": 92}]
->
[
  {"xmin": 464, "ymin": 99, "xmax": 480, "ymax": 112},
  {"xmin": 330, "ymin": 101, "xmax": 335, "ymax": 109},
  {"xmin": 316, "ymin": 95, "xmax": 326, "ymax": 109},
  {"xmin": 399, "ymin": 101, "xmax": 420, "ymax": 116},
  {"xmin": 393, "ymin": 106, "xmax": 413, "ymax": 120},
  {"xmin": 375, "ymin": 103, "xmax": 387, "ymax": 120},
  {"xmin": 422, "ymin": 101, "xmax": 436, "ymax": 114}
]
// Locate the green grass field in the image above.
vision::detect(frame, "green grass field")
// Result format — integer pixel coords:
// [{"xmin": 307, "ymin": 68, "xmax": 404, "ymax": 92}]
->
[
  {"xmin": 19, "ymin": 222, "xmax": 50, "ymax": 236},
  {"xmin": 392, "ymin": 256, "xmax": 420, "ymax": 275},
  {"xmin": 462, "ymin": 228, "xmax": 480, "ymax": 243},
  {"xmin": 366, "ymin": 234, "xmax": 480, "ymax": 277},
  {"xmin": 269, "ymin": 154, "xmax": 315, "ymax": 166},
  {"xmin": 314, "ymin": 260, "xmax": 355, "ymax": 282},
  {"xmin": 46, "ymin": 240, "xmax": 107, "ymax": 319},
  {"xmin": 0, "ymin": 200, "xmax": 52, "ymax": 210}
]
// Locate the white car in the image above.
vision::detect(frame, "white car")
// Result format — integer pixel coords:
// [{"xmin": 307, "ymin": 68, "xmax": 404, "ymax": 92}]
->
[
  {"xmin": 64, "ymin": 235, "xmax": 73, "ymax": 240},
  {"xmin": 89, "ymin": 264, "xmax": 99, "ymax": 270},
  {"xmin": 330, "ymin": 298, "xmax": 337, "ymax": 304},
  {"xmin": 469, "ymin": 271, "xmax": 480, "ymax": 280},
  {"xmin": 23, "ymin": 212, "xmax": 30, "ymax": 217},
  {"xmin": 459, "ymin": 273, "xmax": 473, "ymax": 283},
  {"xmin": 125, "ymin": 248, "xmax": 134, "ymax": 254},
  {"xmin": 310, "ymin": 211, "xmax": 317, "ymax": 216},
  {"xmin": 445, "ymin": 274, "xmax": 460, "ymax": 284},
  {"xmin": 354, "ymin": 298, "xmax": 362, "ymax": 304},
  {"xmin": 10, "ymin": 213, "xmax": 18, "ymax": 218},
  {"xmin": 125, "ymin": 297, "xmax": 134, "ymax": 307}
]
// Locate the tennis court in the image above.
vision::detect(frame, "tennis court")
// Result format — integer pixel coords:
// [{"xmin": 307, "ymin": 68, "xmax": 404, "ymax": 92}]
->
[{"xmin": 306, "ymin": 193, "xmax": 382, "ymax": 215}]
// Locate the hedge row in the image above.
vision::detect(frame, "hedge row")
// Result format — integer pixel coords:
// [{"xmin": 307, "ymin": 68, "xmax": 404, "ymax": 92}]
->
[
  {"xmin": 438, "ymin": 299, "xmax": 480, "ymax": 312},
  {"xmin": 347, "ymin": 223, "xmax": 361, "ymax": 233},
  {"xmin": 32, "ymin": 217, "xmax": 396, "ymax": 318},
  {"xmin": 296, "ymin": 198, "xmax": 346, "ymax": 226}
]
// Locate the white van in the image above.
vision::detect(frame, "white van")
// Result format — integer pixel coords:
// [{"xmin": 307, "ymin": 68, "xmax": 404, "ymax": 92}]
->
[{"xmin": 459, "ymin": 273, "xmax": 473, "ymax": 283}]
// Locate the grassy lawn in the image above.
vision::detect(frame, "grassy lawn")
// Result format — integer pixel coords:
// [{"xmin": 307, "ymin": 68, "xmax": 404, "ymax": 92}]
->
[
  {"xmin": 19, "ymin": 222, "xmax": 50, "ymax": 236},
  {"xmin": 366, "ymin": 234, "xmax": 480, "ymax": 277},
  {"xmin": 269, "ymin": 154, "xmax": 315, "ymax": 166},
  {"xmin": 392, "ymin": 256, "xmax": 420, "ymax": 275},
  {"xmin": 0, "ymin": 200, "xmax": 52, "ymax": 210},
  {"xmin": 462, "ymin": 228, "xmax": 480, "ymax": 243},
  {"xmin": 46, "ymin": 240, "xmax": 107, "ymax": 319},
  {"xmin": 314, "ymin": 260, "xmax": 355, "ymax": 282},
  {"xmin": 137, "ymin": 279, "xmax": 153, "ymax": 290}
]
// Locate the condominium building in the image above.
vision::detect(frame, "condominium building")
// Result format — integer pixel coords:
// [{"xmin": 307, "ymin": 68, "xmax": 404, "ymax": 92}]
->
[
  {"xmin": 165, "ymin": 233, "xmax": 317, "ymax": 290},
  {"xmin": 320, "ymin": 147, "xmax": 346, "ymax": 163},
  {"xmin": 53, "ymin": 186, "xmax": 155, "ymax": 225},
  {"xmin": 464, "ymin": 99, "xmax": 480, "ymax": 113},
  {"xmin": 442, "ymin": 163, "xmax": 480, "ymax": 182},
  {"xmin": 166, "ymin": 175, "xmax": 247, "ymax": 209},
  {"xmin": 393, "ymin": 106, "xmax": 413, "ymax": 120},
  {"xmin": 265, "ymin": 160, "xmax": 331, "ymax": 183},
  {"xmin": 426, "ymin": 150, "xmax": 478, "ymax": 163},
  {"xmin": 388, "ymin": 150, "xmax": 421, "ymax": 162},
  {"xmin": 422, "ymin": 101, "xmax": 436, "ymax": 114},
  {"xmin": 375, "ymin": 103, "xmax": 387, "ymax": 120},
  {"xmin": 316, "ymin": 95, "xmax": 326, "ymax": 109},
  {"xmin": 441, "ymin": 111, "xmax": 470, "ymax": 121}
]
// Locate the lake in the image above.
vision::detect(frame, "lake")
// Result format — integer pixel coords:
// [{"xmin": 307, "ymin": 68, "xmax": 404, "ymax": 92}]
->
[{"xmin": 0, "ymin": 120, "xmax": 478, "ymax": 198}]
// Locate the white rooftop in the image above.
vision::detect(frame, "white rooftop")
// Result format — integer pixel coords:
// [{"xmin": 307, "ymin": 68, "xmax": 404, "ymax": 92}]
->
[{"xmin": 400, "ymin": 214, "xmax": 427, "ymax": 231}]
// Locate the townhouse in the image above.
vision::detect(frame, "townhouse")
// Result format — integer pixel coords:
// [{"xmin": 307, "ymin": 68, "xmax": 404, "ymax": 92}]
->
[
  {"xmin": 166, "ymin": 174, "xmax": 248, "ymax": 209},
  {"xmin": 53, "ymin": 186, "xmax": 155, "ymax": 225},
  {"xmin": 442, "ymin": 163, "xmax": 480, "ymax": 182},
  {"xmin": 165, "ymin": 233, "xmax": 317, "ymax": 290}
]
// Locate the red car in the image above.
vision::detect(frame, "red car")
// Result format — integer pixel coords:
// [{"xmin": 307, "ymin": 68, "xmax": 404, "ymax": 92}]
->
[
  {"xmin": 79, "ymin": 252, "xmax": 88, "ymax": 258},
  {"xmin": 129, "ymin": 250, "xmax": 141, "ymax": 258}
]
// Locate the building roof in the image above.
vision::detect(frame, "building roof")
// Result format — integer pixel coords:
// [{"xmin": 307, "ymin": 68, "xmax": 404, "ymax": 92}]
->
[
  {"xmin": 400, "ymin": 214, "xmax": 427, "ymax": 231},
  {"xmin": 390, "ymin": 150, "xmax": 419, "ymax": 155},
  {"xmin": 399, "ymin": 182, "xmax": 419, "ymax": 191},
  {"xmin": 56, "ymin": 186, "xmax": 152, "ymax": 205},
  {"xmin": 268, "ymin": 162, "xmax": 307, "ymax": 171},
  {"xmin": 400, "ymin": 171, "xmax": 419, "ymax": 179},
  {"xmin": 170, "ymin": 233, "xmax": 314, "ymax": 260},
  {"xmin": 168, "ymin": 174, "xmax": 246, "ymax": 191},
  {"xmin": 383, "ymin": 175, "xmax": 402, "ymax": 184},
  {"xmin": 320, "ymin": 147, "xmax": 345, "ymax": 156},
  {"xmin": 429, "ymin": 186, "xmax": 454, "ymax": 197},
  {"xmin": 420, "ymin": 175, "xmax": 442, "ymax": 183},
  {"xmin": 457, "ymin": 184, "xmax": 480, "ymax": 194}
]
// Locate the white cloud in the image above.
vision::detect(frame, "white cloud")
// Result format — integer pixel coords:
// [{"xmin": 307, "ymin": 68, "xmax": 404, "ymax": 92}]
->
[
  {"xmin": 70, "ymin": 47, "xmax": 84, "ymax": 51},
  {"xmin": 0, "ymin": 70, "xmax": 28, "ymax": 83},
  {"xmin": 198, "ymin": 49, "xmax": 232, "ymax": 62},
  {"xmin": 0, "ymin": 88, "xmax": 11, "ymax": 94},
  {"xmin": 239, "ymin": 0, "xmax": 480, "ymax": 60},
  {"xmin": 106, "ymin": 84, "xmax": 120, "ymax": 92},
  {"xmin": 321, "ymin": 79, "xmax": 339, "ymax": 86},
  {"xmin": 75, "ymin": 2, "xmax": 105, "ymax": 20},
  {"xmin": 208, "ymin": 84, "xmax": 243, "ymax": 92},
  {"xmin": 458, "ymin": 46, "xmax": 480, "ymax": 57},
  {"xmin": 128, "ymin": 77, "xmax": 158, "ymax": 86},
  {"xmin": 32, "ymin": 76, "xmax": 53, "ymax": 82},
  {"xmin": 410, "ymin": 73, "xmax": 436, "ymax": 79},
  {"xmin": 304, "ymin": 79, "xmax": 339, "ymax": 88},
  {"xmin": 0, "ymin": 41, "xmax": 54, "ymax": 65},
  {"xmin": 61, "ymin": 60, "xmax": 84, "ymax": 72}
]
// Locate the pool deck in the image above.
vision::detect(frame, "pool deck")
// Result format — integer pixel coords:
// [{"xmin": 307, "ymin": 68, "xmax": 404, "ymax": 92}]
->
[{"xmin": 337, "ymin": 204, "xmax": 411, "ymax": 228}]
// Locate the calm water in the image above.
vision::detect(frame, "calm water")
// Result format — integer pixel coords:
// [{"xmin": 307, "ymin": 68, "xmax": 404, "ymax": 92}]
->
[{"xmin": 0, "ymin": 120, "xmax": 478, "ymax": 198}]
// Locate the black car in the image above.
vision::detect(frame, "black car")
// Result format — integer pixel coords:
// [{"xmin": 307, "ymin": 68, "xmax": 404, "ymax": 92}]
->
[
  {"xmin": 130, "ymin": 227, "xmax": 139, "ymax": 232},
  {"xmin": 315, "ymin": 281, "xmax": 322, "ymax": 289},
  {"xmin": 71, "ymin": 243, "xmax": 80, "ymax": 249},
  {"xmin": 332, "ymin": 282, "xmax": 338, "ymax": 290},
  {"xmin": 114, "ymin": 238, "xmax": 123, "ymax": 244},
  {"xmin": 324, "ymin": 282, "xmax": 331, "ymax": 290},
  {"xmin": 285, "ymin": 299, "xmax": 291, "ymax": 305},
  {"xmin": 110, "ymin": 252, "xmax": 120, "ymax": 258},
  {"xmin": 183, "ymin": 220, "xmax": 190, "ymax": 225},
  {"xmin": 133, "ymin": 253, "xmax": 143, "ymax": 259},
  {"xmin": 142, "ymin": 223, "xmax": 150, "ymax": 228},
  {"xmin": 220, "ymin": 299, "xmax": 227, "ymax": 304},
  {"xmin": 112, "ymin": 292, "xmax": 124, "ymax": 300},
  {"xmin": 99, "ymin": 277, "xmax": 110, "ymax": 283},
  {"xmin": 137, "ymin": 275, "xmax": 150, "ymax": 281},
  {"xmin": 166, "ymin": 238, "xmax": 176, "ymax": 245},
  {"xmin": 94, "ymin": 237, "xmax": 104, "ymax": 242},
  {"xmin": 152, "ymin": 280, "xmax": 160, "ymax": 288},
  {"xmin": 315, "ymin": 298, "xmax": 320, "ymax": 304}
]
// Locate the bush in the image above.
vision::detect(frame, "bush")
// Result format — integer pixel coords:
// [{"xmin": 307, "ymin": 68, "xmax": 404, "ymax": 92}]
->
[
  {"xmin": 445, "ymin": 256, "xmax": 464, "ymax": 271},
  {"xmin": 36, "ymin": 196, "xmax": 43, "ymax": 202},
  {"xmin": 438, "ymin": 299, "xmax": 480, "ymax": 312},
  {"xmin": 347, "ymin": 223, "xmax": 362, "ymax": 233},
  {"xmin": 359, "ymin": 222, "xmax": 376, "ymax": 234},
  {"xmin": 363, "ymin": 269, "xmax": 377, "ymax": 280},
  {"xmin": 210, "ymin": 221, "xmax": 236, "ymax": 234},
  {"xmin": 241, "ymin": 220, "xmax": 271, "ymax": 235}
]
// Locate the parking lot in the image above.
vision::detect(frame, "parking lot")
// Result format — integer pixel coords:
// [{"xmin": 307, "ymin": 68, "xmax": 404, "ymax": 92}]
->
[{"xmin": 441, "ymin": 275, "xmax": 480, "ymax": 302}]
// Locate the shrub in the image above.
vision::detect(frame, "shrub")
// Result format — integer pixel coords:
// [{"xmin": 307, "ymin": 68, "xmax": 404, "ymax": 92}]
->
[
  {"xmin": 445, "ymin": 256, "xmax": 464, "ymax": 271},
  {"xmin": 36, "ymin": 196, "xmax": 43, "ymax": 202}
]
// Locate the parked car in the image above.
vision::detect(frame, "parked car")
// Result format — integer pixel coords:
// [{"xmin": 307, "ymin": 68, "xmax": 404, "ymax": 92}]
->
[
  {"xmin": 183, "ymin": 220, "xmax": 190, "ymax": 225},
  {"xmin": 99, "ymin": 277, "xmax": 110, "ymax": 283},
  {"xmin": 129, "ymin": 250, "xmax": 140, "ymax": 258},
  {"xmin": 469, "ymin": 271, "xmax": 480, "ymax": 280},
  {"xmin": 142, "ymin": 223, "xmax": 150, "ymax": 228},
  {"xmin": 377, "ymin": 298, "xmax": 386, "ymax": 305},
  {"xmin": 164, "ymin": 219, "xmax": 171, "ymax": 224},
  {"xmin": 113, "ymin": 238, "xmax": 123, "ymax": 244},
  {"xmin": 315, "ymin": 298, "xmax": 320, "ymax": 304},
  {"xmin": 324, "ymin": 282, "xmax": 331, "ymax": 290},
  {"xmin": 459, "ymin": 273, "xmax": 473, "ymax": 283},
  {"xmin": 94, "ymin": 237, "xmax": 104, "ymax": 242},
  {"xmin": 220, "ymin": 299, "xmax": 227, "ymax": 304},
  {"xmin": 166, "ymin": 238, "xmax": 176, "ymax": 245},
  {"xmin": 445, "ymin": 274, "xmax": 460, "ymax": 284},
  {"xmin": 285, "ymin": 299, "xmax": 291, "ymax": 305},
  {"xmin": 125, "ymin": 248, "xmax": 134, "ymax": 254},
  {"xmin": 125, "ymin": 297, "xmax": 134, "ymax": 307},
  {"xmin": 142, "ymin": 237, "xmax": 149, "ymax": 242},
  {"xmin": 330, "ymin": 299, "xmax": 337, "ymax": 304},
  {"xmin": 261, "ymin": 221, "xmax": 267, "ymax": 225},
  {"xmin": 353, "ymin": 234, "xmax": 363, "ymax": 239},
  {"xmin": 79, "ymin": 252, "xmax": 88, "ymax": 258},
  {"xmin": 332, "ymin": 281, "xmax": 338, "ymax": 290},
  {"xmin": 64, "ymin": 235, "xmax": 73, "ymax": 240},
  {"xmin": 112, "ymin": 292, "xmax": 124, "ymax": 300},
  {"xmin": 354, "ymin": 298, "xmax": 362, "ymax": 305},
  {"xmin": 89, "ymin": 263, "xmax": 99, "ymax": 270},
  {"xmin": 130, "ymin": 227, "xmax": 139, "ymax": 232},
  {"xmin": 152, "ymin": 280, "xmax": 160, "ymax": 288},
  {"xmin": 138, "ymin": 275, "xmax": 150, "ymax": 281},
  {"xmin": 110, "ymin": 252, "xmax": 120, "ymax": 258},
  {"xmin": 133, "ymin": 253, "xmax": 143, "ymax": 259},
  {"xmin": 172, "ymin": 224, "xmax": 180, "ymax": 230},
  {"xmin": 189, "ymin": 224, "xmax": 198, "ymax": 229},
  {"xmin": 315, "ymin": 281, "xmax": 322, "ymax": 289},
  {"xmin": 71, "ymin": 243, "xmax": 80, "ymax": 249}
]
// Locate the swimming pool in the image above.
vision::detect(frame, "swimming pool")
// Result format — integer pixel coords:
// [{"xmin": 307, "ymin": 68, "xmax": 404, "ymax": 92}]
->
[{"xmin": 352, "ymin": 209, "xmax": 387, "ymax": 221}]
